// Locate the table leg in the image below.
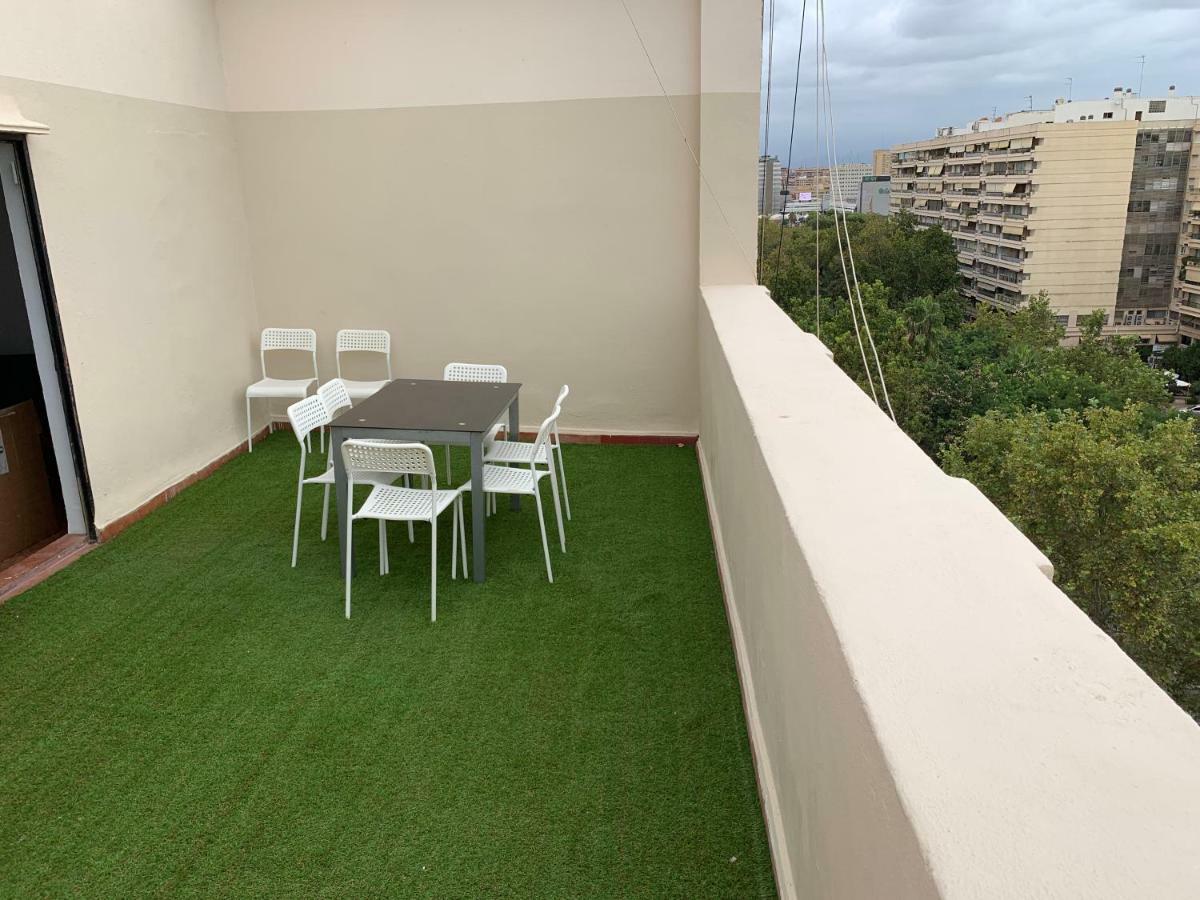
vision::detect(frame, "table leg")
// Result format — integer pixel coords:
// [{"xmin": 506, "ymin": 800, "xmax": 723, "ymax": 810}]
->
[
  {"xmin": 508, "ymin": 396, "xmax": 521, "ymax": 512},
  {"xmin": 471, "ymin": 432, "xmax": 485, "ymax": 582},
  {"xmin": 333, "ymin": 428, "xmax": 353, "ymax": 579}
]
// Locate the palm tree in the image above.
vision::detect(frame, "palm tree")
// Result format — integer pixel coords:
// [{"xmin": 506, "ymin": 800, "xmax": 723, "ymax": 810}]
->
[{"xmin": 904, "ymin": 295, "xmax": 943, "ymax": 356}]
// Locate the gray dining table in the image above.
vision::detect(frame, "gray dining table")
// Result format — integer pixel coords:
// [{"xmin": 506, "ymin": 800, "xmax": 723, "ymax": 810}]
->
[{"xmin": 329, "ymin": 378, "xmax": 520, "ymax": 582}]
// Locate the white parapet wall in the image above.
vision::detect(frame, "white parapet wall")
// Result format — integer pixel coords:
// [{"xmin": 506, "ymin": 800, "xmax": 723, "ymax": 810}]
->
[{"xmin": 697, "ymin": 284, "xmax": 1200, "ymax": 900}]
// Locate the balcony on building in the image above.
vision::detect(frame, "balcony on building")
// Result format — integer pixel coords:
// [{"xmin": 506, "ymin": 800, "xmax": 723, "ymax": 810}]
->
[{"xmin": 1, "ymin": 2, "xmax": 1199, "ymax": 899}]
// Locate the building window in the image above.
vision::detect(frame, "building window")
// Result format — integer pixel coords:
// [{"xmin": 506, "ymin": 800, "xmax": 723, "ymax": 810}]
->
[
  {"xmin": 1149, "ymin": 100, "xmax": 1167, "ymax": 113},
  {"xmin": 1103, "ymin": 112, "xmax": 1114, "ymax": 119},
  {"xmin": 1054, "ymin": 315, "xmax": 1070, "ymax": 326}
]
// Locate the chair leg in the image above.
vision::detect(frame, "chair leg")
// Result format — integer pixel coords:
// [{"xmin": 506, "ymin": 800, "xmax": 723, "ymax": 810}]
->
[
  {"xmin": 319, "ymin": 424, "xmax": 325, "ymax": 454},
  {"xmin": 547, "ymin": 467, "xmax": 566, "ymax": 553},
  {"xmin": 430, "ymin": 518, "xmax": 438, "ymax": 622},
  {"xmin": 379, "ymin": 520, "xmax": 388, "ymax": 576},
  {"xmin": 444, "ymin": 445, "xmax": 452, "ymax": 483},
  {"xmin": 246, "ymin": 397, "xmax": 254, "ymax": 453},
  {"xmin": 458, "ymin": 497, "xmax": 469, "ymax": 579},
  {"xmin": 291, "ymin": 480, "xmax": 304, "ymax": 567},
  {"xmin": 534, "ymin": 483, "xmax": 553, "ymax": 583},
  {"xmin": 404, "ymin": 475, "xmax": 414, "ymax": 542},
  {"xmin": 556, "ymin": 444, "xmax": 571, "ymax": 520},
  {"xmin": 320, "ymin": 484, "xmax": 330, "ymax": 541},
  {"xmin": 345, "ymin": 518, "xmax": 354, "ymax": 619},
  {"xmin": 451, "ymin": 500, "xmax": 459, "ymax": 580}
]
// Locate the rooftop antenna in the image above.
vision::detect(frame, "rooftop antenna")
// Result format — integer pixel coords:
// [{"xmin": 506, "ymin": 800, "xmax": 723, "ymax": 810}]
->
[
  {"xmin": 992, "ymin": 105, "xmax": 997, "ymax": 119},
  {"xmin": 1065, "ymin": 77, "xmax": 1073, "ymax": 102},
  {"xmin": 1025, "ymin": 95, "xmax": 1033, "ymax": 111},
  {"xmin": 1136, "ymin": 55, "xmax": 1146, "ymax": 96}
]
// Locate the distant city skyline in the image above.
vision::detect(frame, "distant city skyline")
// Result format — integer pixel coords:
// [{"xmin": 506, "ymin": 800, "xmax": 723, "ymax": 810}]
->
[{"xmin": 760, "ymin": 0, "xmax": 1200, "ymax": 164}]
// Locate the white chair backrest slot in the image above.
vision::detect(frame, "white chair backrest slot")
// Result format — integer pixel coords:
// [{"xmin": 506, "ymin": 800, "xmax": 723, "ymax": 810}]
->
[
  {"xmin": 336, "ymin": 329, "xmax": 392, "ymax": 380},
  {"xmin": 343, "ymin": 440, "xmax": 436, "ymax": 486},
  {"xmin": 443, "ymin": 362, "xmax": 507, "ymax": 383},
  {"xmin": 530, "ymin": 407, "xmax": 560, "ymax": 470},
  {"xmin": 261, "ymin": 327, "xmax": 318, "ymax": 380},
  {"xmin": 317, "ymin": 378, "xmax": 353, "ymax": 419},
  {"xmin": 286, "ymin": 394, "xmax": 329, "ymax": 449}
]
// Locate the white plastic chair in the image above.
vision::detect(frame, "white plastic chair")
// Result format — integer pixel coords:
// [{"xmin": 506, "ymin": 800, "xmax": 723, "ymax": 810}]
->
[
  {"xmin": 247, "ymin": 328, "xmax": 318, "ymax": 453},
  {"xmin": 318, "ymin": 378, "xmax": 414, "ymax": 543},
  {"xmin": 336, "ymin": 329, "xmax": 392, "ymax": 401},
  {"xmin": 484, "ymin": 385, "xmax": 571, "ymax": 521},
  {"xmin": 285, "ymin": 395, "xmax": 396, "ymax": 567},
  {"xmin": 343, "ymin": 440, "xmax": 467, "ymax": 622},
  {"xmin": 458, "ymin": 407, "xmax": 564, "ymax": 583},
  {"xmin": 442, "ymin": 362, "xmax": 509, "ymax": 483}
]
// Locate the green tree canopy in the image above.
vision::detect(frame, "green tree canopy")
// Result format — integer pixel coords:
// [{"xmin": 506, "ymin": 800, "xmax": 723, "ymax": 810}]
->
[{"xmin": 943, "ymin": 405, "xmax": 1200, "ymax": 714}]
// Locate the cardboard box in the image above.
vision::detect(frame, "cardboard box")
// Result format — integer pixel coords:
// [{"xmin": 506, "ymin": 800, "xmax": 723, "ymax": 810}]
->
[{"xmin": 0, "ymin": 400, "xmax": 63, "ymax": 562}]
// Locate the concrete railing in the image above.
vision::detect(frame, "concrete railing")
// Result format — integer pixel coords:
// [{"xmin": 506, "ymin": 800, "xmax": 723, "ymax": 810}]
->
[{"xmin": 696, "ymin": 284, "xmax": 1200, "ymax": 900}]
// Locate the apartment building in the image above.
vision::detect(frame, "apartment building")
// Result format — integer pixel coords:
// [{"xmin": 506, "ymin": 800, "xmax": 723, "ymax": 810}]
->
[
  {"xmin": 1172, "ymin": 127, "xmax": 1200, "ymax": 341},
  {"xmin": 758, "ymin": 154, "xmax": 783, "ymax": 215},
  {"xmin": 890, "ymin": 92, "xmax": 1199, "ymax": 343},
  {"xmin": 826, "ymin": 161, "xmax": 871, "ymax": 209},
  {"xmin": 873, "ymin": 147, "xmax": 890, "ymax": 176}
]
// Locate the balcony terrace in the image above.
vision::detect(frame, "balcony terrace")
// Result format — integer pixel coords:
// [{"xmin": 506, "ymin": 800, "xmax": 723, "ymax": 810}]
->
[
  {"xmin": 0, "ymin": 439, "xmax": 775, "ymax": 896},
  {"xmin": 3, "ymin": 3, "xmax": 1200, "ymax": 900}
]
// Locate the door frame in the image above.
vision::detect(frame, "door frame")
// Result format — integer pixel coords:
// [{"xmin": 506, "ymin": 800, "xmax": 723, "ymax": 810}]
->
[{"xmin": 1, "ymin": 133, "xmax": 96, "ymax": 540}]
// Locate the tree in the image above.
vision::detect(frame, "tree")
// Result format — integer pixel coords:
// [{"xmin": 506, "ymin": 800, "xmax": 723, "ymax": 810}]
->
[
  {"xmin": 759, "ymin": 212, "xmax": 960, "ymax": 311},
  {"xmin": 903, "ymin": 294, "xmax": 944, "ymax": 357},
  {"xmin": 769, "ymin": 212, "xmax": 1197, "ymax": 714},
  {"xmin": 943, "ymin": 405, "xmax": 1200, "ymax": 715},
  {"xmin": 1162, "ymin": 342, "xmax": 1200, "ymax": 383}
]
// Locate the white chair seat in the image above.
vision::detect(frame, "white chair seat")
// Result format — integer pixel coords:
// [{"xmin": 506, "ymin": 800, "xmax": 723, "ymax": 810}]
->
[
  {"xmin": 461, "ymin": 463, "xmax": 550, "ymax": 497},
  {"xmin": 247, "ymin": 377, "xmax": 316, "ymax": 399},
  {"xmin": 304, "ymin": 465, "xmax": 392, "ymax": 488},
  {"xmin": 483, "ymin": 439, "xmax": 549, "ymax": 466},
  {"xmin": 354, "ymin": 484, "xmax": 460, "ymax": 522},
  {"xmin": 342, "ymin": 378, "xmax": 389, "ymax": 400}
]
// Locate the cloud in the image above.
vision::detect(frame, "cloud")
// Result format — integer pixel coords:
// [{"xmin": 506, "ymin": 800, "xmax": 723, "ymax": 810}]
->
[{"xmin": 760, "ymin": 0, "xmax": 1200, "ymax": 163}]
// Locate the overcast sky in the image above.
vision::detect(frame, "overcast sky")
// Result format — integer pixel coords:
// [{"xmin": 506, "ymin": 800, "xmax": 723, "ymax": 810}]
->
[{"xmin": 761, "ymin": 0, "xmax": 1200, "ymax": 165}]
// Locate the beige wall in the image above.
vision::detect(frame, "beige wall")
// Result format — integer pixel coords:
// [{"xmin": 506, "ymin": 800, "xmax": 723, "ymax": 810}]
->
[
  {"xmin": 217, "ymin": 0, "xmax": 708, "ymax": 434},
  {"xmin": 0, "ymin": 0, "xmax": 753, "ymax": 531},
  {"xmin": 214, "ymin": 0, "xmax": 699, "ymax": 111},
  {"xmin": 1024, "ymin": 124, "xmax": 1137, "ymax": 320},
  {"xmin": 699, "ymin": 0, "xmax": 760, "ymax": 285},
  {"xmin": 231, "ymin": 97, "xmax": 700, "ymax": 433},
  {"xmin": 0, "ymin": 2, "xmax": 261, "ymax": 530},
  {"xmin": 699, "ymin": 284, "xmax": 1200, "ymax": 899}
]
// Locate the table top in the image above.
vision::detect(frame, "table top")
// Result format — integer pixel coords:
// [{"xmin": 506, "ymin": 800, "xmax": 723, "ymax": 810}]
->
[{"xmin": 330, "ymin": 379, "xmax": 520, "ymax": 433}]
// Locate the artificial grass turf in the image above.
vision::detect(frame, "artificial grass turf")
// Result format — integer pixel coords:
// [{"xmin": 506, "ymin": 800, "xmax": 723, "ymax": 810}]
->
[{"xmin": 0, "ymin": 435, "xmax": 775, "ymax": 898}]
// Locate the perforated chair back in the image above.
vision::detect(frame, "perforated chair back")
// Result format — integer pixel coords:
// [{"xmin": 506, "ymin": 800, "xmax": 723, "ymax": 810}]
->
[
  {"xmin": 336, "ymin": 329, "xmax": 392, "ymax": 380},
  {"xmin": 317, "ymin": 378, "xmax": 353, "ymax": 419},
  {"xmin": 287, "ymin": 394, "xmax": 330, "ymax": 447},
  {"xmin": 551, "ymin": 384, "xmax": 569, "ymax": 446},
  {"xmin": 443, "ymin": 362, "xmax": 507, "ymax": 383},
  {"xmin": 529, "ymin": 407, "xmax": 561, "ymax": 471},
  {"xmin": 343, "ymin": 440, "xmax": 436, "ymax": 487},
  {"xmin": 261, "ymin": 327, "xmax": 318, "ymax": 379}
]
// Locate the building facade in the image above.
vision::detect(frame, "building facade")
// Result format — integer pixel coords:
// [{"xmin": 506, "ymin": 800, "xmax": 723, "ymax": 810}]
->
[
  {"xmin": 1172, "ymin": 125, "xmax": 1200, "ymax": 342},
  {"xmin": 890, "ymin": 93, "xmax": 1199, "ymax": 343},
  {"xmin": 825, "ymin": 162, "xmax": 871, "ymax": 210},
  {"xmin": 873, "ymin": 148, "xmax": 890, "ymax": 176},
  {"xmin": 758, "ymin": 154, "xmax": 783, "ymax": 215},
  {"xmin": 859, "ymin": 175, "xmax": 891, "ymax": 215}
]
